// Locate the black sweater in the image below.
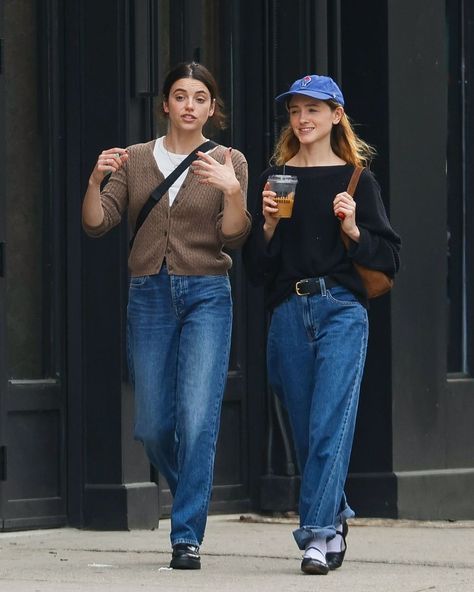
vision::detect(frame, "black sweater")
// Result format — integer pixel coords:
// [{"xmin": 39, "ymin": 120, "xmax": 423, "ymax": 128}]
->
[{"xmin": 243, "ymin": 164, "xmax": 401, "ymax": 310}]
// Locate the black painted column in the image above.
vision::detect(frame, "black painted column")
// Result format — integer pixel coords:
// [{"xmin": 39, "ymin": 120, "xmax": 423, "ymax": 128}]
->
[
  {"xmin": 342, "ymin": 0, "xmax": 474, "ymax": 520},
  {"xmin": 66, "ymin": 0, "xmax": 159, "ymax": 529},
  {"xmin": 387, "ymin": 0, "xmax": 474, "ymax": 519}
]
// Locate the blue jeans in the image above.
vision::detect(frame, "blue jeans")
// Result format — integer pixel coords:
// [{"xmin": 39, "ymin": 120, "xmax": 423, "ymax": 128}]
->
[
  {"xmin": 267, "ymin": 279, "xmax": 368, "ymax": 550},
  {"xmin": 127, "ymin": 266, "xmax": 232, "ymax": 547}
]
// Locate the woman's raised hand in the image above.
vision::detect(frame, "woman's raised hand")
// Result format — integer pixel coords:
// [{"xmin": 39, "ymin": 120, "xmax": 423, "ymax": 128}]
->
[
  {"xmin": 84, "ymin": 148, "xmax": 128, "ymax": 228},
  {"xmin": 262, "ymin": 182, "xmax": 280, "ymax": 226},
  {"xmin": 89, "ymin": 148, "xmax": 128, "ymax": 186},
  {"xmin": 333, "ymin": 191, "xmax": 360, "ymax": 241},
  {"xmin": 261, "ymin": 182, "xmax": 281, "ymax": 242},
  {"xmin": 192, "ymin": 147, "xmax": 241, "ymax": 195}
]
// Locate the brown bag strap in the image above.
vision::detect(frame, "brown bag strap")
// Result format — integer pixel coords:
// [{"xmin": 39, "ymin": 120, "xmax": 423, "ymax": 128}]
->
[
  {"xmin": 347, "ymin": 166, "xmax": 364, "ymax": 196},
  {"xmin": 340, "ymin": 166, "xmax": 364, "ymax": 250}
]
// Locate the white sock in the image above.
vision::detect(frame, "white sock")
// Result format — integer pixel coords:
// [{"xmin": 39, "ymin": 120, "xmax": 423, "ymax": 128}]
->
[
  {"xmin": 326, "ymin": 523, "xmax": 344, "ymax": 553},
  {"xmin": 304, "ymin": 536, "xmax": 327, "ymax": 561}
]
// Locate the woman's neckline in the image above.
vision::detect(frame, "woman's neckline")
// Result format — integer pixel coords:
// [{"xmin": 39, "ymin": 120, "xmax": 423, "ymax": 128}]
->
[
  {"xmin": 280, "ymin": 163, "xmax": 351, "ymax": 169},
  {"xmin": 161, "ymin": 134, "xmax": 208, "ymax": 156}
]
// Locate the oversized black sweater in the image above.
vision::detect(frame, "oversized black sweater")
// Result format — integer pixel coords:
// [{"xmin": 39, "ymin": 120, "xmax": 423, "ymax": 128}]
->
[{"xmin": 243, "ymin": 164, "xmax": 401, "ymax": 310}]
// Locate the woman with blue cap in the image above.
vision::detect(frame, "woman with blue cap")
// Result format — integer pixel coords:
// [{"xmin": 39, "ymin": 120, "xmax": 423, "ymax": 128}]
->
[{"xmin": 243, "ymin": 75, "xmax": 400, "ymax": 575}]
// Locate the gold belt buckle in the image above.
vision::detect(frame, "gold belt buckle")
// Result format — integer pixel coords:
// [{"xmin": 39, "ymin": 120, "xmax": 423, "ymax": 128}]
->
[{"xmin": 295, "ymin": 280, "xmax": 309, "ymax": 296}]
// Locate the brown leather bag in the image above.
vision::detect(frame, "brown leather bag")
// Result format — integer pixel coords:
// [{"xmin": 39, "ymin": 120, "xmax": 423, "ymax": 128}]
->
[{"xmin": 340, "ymin": 167, "xmax": 394, "ymax": 299}]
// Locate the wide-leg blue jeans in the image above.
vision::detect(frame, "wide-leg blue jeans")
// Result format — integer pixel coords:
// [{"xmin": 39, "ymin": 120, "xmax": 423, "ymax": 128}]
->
[
  {"xmin": 267, "ymin": 279, "xmax": 368, "ymax": 550},
  {"xmin": 127, "ymin": 265, "xmax": 232, "ymax": 547}
]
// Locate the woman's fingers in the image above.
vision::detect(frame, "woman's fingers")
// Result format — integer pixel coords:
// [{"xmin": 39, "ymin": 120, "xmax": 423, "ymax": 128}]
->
[
  {"xmin": 192, "ymin": 161, "xmax": 209, "ymax": 175},
  {"xmin": 223, "ymin": 147, "xmax": 234, "ymax": 169},
  {"xmin": 194, "ymin": 151, "xmax": 217, "ymax": 166},
  {"xmin": 192, "ymin": 151, "xmax": 240, "ymax": 193},
  {"xmin": 192, "ymin": 153, "xmax": 219, "ymax": 183},
  {"xmin": 102, "ymin": 147, "xmax": 127, "ymax": 156},
  {"xmin": 192, "ymin": 160, "xmax": 217, "ymax": 184},
  {"xmin": 333, "ymin": 191, "xmax": 356, "ymax": 218},
  {"xmin": 97, "ymin": 148, "xmax": 128, "ymax": 175},
  {"xmin": 90, "ymin": 148, "xmax": 127, "ymax": 185},
  {"xmin": 101, "ymin": 148, "xmax": 128, "ymax": 164},
  {"xmin": 263, "ymin": 194, "xmax": 277, "ymax": 208},
  {"xmin": 193, "ymin": 151, "xmax": 223, "ymax": 175},
  {"xmin": 262, "ymin": 192, "xmax": 279, "ymax": 217}
]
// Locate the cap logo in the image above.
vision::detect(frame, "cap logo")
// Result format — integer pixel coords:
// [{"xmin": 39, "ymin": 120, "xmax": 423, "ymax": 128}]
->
[{"xmin": 300, "ymin": 75, "xmax": 312, "ymax": 88}]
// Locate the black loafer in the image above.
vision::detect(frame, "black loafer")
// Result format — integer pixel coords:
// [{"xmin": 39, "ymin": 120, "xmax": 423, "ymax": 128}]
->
[
  {"xmin": 169, "ymin": 543, "xmax": 201, "ymax": 570},
  {"xmin": 326, "ymin": 521, "xmax": 348, "ymax": 570},
  {"xmin": 301, "ymin": 556, "xmax": 329, "ymax": 575}
]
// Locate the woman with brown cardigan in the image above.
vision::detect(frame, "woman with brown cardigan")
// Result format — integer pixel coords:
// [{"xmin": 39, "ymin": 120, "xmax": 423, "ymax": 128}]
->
[{"xmin": 82, "ymin": 62, "xmax": 250, "ymax": 570}]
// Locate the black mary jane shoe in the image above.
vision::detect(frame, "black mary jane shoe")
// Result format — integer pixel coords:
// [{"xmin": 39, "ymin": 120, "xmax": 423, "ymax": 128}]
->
[
  {"xmin": 301, "ymin": 556, "xmax": 329, "ymax": 575},
  {"xmin": 326, "ymin": 521, "xmax": 348, "ymax": 570},
  {"xmin": 169, "ymin": 543, "xmax": 201, "ymax": 570}
]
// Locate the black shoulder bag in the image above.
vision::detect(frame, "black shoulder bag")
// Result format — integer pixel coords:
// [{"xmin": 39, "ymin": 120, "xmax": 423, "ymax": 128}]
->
[{"xmin": 129, "ymin": 140, "xmax": 217, "ymax": 249}]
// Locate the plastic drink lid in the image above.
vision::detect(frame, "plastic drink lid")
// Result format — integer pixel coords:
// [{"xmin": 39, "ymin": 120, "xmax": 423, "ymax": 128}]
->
[{"xmin": 268, "ymin": 175, "xmax": 298, "ymax": 181}]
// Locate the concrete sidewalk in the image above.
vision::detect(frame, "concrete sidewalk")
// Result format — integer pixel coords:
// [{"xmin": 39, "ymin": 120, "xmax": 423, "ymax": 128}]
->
[{"xmin": 0, "ymin": 514, "xmax": 473, "ymax": 591}]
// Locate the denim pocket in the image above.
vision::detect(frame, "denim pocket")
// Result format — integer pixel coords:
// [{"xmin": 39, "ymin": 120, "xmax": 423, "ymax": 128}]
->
[
  {"xmin": 129, "ymin": 275, "xmax": 148, "ymax": 288},
  {"xmin": 326, "ymin": 286, "xmax": 359, "ymax": 306}
]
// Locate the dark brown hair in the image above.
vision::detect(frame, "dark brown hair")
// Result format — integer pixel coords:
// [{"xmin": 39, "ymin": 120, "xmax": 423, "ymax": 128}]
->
[{"xmin": 160, "ymin": 62, "xmax": 227, "ymax": 130}]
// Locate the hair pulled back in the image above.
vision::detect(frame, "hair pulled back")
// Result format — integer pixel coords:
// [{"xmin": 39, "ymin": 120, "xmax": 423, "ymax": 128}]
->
[{"xmin": 161, "ymin": 62, "xmax": 227, "ymax": 130}]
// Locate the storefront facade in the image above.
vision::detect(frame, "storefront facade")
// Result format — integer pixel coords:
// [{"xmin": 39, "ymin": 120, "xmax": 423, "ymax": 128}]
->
[{"xmin": 0, "ymin": 0, "xmax": 473, "ymax": 530}]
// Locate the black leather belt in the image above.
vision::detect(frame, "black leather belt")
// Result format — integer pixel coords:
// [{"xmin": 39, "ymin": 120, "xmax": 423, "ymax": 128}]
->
[{"xmin": 295, "ymin": 277, "xmax": 339, "ymax": 296}]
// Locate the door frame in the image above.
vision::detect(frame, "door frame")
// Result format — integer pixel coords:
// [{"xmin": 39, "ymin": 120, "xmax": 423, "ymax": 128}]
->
[
  {"xmin": 0, "ymin": 0, "xmax": 8, "ymax": 525},
  {"xmin": 0, "ymin": 0, "xmax": 67, "ymax": 530}
]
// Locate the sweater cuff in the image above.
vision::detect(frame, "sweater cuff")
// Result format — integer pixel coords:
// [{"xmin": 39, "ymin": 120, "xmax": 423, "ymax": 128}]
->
[
  {"xmin": 220, "ymin": 211, "xmax": 252, "ymax": 249},
  {"xmin": 347, "ymin": 227, "xmax": 371, "ymax": 261},
  {"xmin": 254, "ymin": 224, "xmax": 281, "ymax": 262},
  {"xmin": 82, "ymin": 218, "xmax": 109, "ymax": 238}
]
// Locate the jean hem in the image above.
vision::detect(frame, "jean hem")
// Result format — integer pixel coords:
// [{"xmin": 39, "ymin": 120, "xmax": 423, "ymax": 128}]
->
[
  {"xmin": 171, "ymin": 538, "xmax": 200, "ymax": 548},
  {"xmin": 293, "ymin": 506, "xmax": 355, "ymax": 550},
  {"xmin": 337, "ymin": 506, "xmax": 355, "ymax": 525}
]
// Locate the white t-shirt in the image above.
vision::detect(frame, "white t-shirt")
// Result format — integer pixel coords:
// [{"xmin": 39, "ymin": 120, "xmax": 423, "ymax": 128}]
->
[{"xmin": 153, "ymin": 137, "xmax": 188, "ymax": 206}]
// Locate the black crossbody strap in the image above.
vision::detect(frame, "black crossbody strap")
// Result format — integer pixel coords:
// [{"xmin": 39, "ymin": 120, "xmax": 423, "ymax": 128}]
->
[{"xmin": 129, "ymin": 140, "xmax": 217, "ymax": 249}]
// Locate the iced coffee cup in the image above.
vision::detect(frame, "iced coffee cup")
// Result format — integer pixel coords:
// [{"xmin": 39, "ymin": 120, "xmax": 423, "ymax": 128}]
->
[{"xmin": 267, "ymin": 174, "xmax": 298, "ymax": 218}]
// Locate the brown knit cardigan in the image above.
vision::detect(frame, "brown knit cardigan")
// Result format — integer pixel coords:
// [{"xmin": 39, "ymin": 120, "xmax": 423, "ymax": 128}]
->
[{"xmin": 83, "ymin": 140, "xmax": 251, "ymax": 277}]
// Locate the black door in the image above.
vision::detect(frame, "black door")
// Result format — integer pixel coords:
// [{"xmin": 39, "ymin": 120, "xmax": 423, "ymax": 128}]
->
[
  {"xmin": 151, "ymin": 0, "xmax": 255, "ymax": 514},
  {"xmin": 0, "ymin": 0, "xmax": 66, "ymax": 530}
]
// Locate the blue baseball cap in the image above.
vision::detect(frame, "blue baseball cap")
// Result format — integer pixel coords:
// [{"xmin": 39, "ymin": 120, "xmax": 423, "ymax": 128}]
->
[{"xmin": 275, "ymin": 74, "xmax": 345, "ymax": 106}]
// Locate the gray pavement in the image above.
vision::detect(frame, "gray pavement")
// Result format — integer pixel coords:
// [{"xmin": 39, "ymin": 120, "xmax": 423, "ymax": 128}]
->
[{"xmin": 0, "ymin": 514, "xmax": 473, "ymax": 591}]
